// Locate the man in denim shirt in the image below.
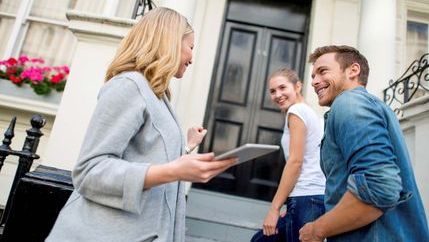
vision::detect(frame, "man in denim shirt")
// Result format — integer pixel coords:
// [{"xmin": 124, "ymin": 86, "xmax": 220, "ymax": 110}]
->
[{"xmin": 299, "ymin": 45, "xmax": 429, "ymax": 242}]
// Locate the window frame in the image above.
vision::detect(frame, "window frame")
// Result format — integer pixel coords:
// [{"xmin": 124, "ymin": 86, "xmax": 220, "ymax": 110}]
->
[
  {"xmin": 0, "ymin": 0, "xmax": 72, "ymax": 115},
  {"xmin": 406, "ymin": 11, "xmax": 429, "ymax": 62}
]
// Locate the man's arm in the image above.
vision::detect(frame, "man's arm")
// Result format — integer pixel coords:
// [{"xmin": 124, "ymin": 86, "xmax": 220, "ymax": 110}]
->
[
  {"xmin": 299, "ymin": 191, "xmax": 382, "ymax": 241},
  {"xmin": 299, "ymin": 93, "xmax": 404, "ymax": 242}
]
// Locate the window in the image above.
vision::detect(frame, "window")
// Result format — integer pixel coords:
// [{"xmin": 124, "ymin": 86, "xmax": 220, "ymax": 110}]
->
[
  {"xmin": 0, "ymin": 0, "xmax": 78, "ymax": 107},
  {"xmin": 0, "ymin": 0, "xmax": 137, "ymax": 109},
  {"xmin": 0, "ymin": 0, "xmax": 78, "ymax": 66},
  {"xmin": 406, "ymin": 17, "xmax": 428, "ymax": 64},
  {"xmin": 21, "ymin": 0, "xmax": 78, "ymax": 66},
  {"xmin": 405, "ymin": 10, "xmax": 429, "ymax": 101},
  {"xmin": 0, "ymin": 0, "xmax": 22, "ymax": 57}
]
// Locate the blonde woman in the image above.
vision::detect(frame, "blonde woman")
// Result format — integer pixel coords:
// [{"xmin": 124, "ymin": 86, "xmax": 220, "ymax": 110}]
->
[
  {"xmin": 46, "ymin": 8, "xmax": 235, "ymax": 242},
  {"xmin": 251, "ymin": 68, "xmax": 325, "ymax": 242}
]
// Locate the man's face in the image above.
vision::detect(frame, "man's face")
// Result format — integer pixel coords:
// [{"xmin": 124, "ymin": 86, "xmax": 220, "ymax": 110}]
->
[{"xmin": 311, "ymin": 53, "xmax": 348, "ymax": 107}]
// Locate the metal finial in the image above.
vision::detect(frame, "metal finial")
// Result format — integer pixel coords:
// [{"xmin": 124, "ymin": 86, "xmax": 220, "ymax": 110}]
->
[
  {"xmin": 2, "ymin": 117, "xmax": 16, "ymax": 148},
  {"xmin": 30, "ymin": 114, "xmax": 46, "ymax": 129}
]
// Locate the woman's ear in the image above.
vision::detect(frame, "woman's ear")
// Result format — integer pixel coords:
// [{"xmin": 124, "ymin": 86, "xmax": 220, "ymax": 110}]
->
[{"xmin": 296, "ymin": 81, "xmax": 303, "ymax": 94}]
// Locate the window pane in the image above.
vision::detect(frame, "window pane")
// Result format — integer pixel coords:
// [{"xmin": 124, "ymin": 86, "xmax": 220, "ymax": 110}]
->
[
  {"xmin": 0, "ymin": 0, "xmax": 22, "ymax": 14},
  {"xmin": 30, "ymin": 0, "xmax": 77, "ymax": 21},
  {"xmin": 0, "ymin": 17, "xmax": 15, "ymax": 56},
  {"xmin": 20, "ymin": 21, "xmax": 77, "ymax": 66},
  {"xmin": 406, "ymin": 20, "xmax": 428, "ymax": 64},
  {"xmin": 406, "ymin": 20, "xmax": 429, "ymax": 100}
]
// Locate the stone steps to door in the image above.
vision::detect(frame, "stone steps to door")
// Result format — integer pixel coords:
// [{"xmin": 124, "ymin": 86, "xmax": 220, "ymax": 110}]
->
[{"xmin": 185, "ymin": 189, "xmax": 272, "ymax": 242}]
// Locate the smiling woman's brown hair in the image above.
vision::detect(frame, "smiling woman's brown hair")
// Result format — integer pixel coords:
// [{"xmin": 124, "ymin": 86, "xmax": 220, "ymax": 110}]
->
[
  {"xmin": 105, "ymin": 7, "xmax": 193, "ymax": 99},
  {"xmin": 268, "ymin": 67, "xmax": 301, "ymax": 85}
]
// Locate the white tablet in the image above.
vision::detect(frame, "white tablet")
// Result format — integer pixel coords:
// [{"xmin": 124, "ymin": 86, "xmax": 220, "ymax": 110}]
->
[{"xmin": 214, "ymin": 143, "xmax": 280, "ymax": 165}]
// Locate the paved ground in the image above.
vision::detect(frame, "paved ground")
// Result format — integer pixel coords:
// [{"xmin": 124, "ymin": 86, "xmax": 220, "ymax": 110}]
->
[{"xmin": 186, "ymin": 235, "xmax": 227, "ymax": 242}]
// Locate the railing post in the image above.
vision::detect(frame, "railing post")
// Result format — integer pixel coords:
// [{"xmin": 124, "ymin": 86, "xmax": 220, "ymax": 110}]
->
[
  {"xmin": 131, "ymin": 0, "xmax": 155, "ymax": 19},
  {"xmin": 0, "ymin": 117, "xmax": 16, "ymax": 173},
  {"xmin": 404, "ymin": 78, "xmax": 410, "ymax": 104},
  {"xmin": 0, "ymin": 114, "xmax": 45, "ymax": 227}
]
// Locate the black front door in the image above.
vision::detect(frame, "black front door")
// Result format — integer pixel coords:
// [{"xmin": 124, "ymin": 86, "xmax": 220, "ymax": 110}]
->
[{"xmin": 194, "ymin": 0, "xmax": 311, "ymax": 201}]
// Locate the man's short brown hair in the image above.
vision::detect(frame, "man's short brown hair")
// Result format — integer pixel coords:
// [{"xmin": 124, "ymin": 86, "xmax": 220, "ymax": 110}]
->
[{"xmin": 308, "ymin": 45, "xmax": 370, "ymax": 86}]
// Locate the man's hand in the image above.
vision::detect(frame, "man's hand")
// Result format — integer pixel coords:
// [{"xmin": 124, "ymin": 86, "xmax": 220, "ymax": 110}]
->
[{"xmin": 299, "ymin": 222, "xmax": 324, "ymax": 242}]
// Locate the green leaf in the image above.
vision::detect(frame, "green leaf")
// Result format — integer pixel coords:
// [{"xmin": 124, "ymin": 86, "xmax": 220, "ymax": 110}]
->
[{"xmin": 31, "ymin": 82, "xmax": 52, "ymax": 95}]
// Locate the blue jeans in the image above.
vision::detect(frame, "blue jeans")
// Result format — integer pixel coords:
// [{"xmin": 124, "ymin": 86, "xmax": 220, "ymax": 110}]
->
[{"xmin": 251, "ymin": 195, "xmax": 325, "ymax": 242}]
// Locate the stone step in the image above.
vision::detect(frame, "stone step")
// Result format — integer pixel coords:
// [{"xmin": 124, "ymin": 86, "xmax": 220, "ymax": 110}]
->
[{"xmin": 185, "ymin": 189, "xmax": 271, "ymax": 242}]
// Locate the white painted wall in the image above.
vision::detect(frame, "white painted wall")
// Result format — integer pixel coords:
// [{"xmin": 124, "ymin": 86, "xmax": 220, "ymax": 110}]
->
[
  {"xmin": 304, "ymin": 0, "xmax": 361, "ymax": 115},
  {"xmin": 358, "ymin": 0, "xmax": 396, "ymax": 98},
  {"xmin": 41, "ymin": 11, "xmax": 134, "ymax": 170},
  {"xmin": 174, "ymin": 0, "xmax": 227, "ymax": 135},
  {"xmin": 400, "ymin": 96, "xmax": 429, "ymax": 222}
]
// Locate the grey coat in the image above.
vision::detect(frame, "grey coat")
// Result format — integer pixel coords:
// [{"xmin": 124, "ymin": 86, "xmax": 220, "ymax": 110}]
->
[{"xmin": 46, "ymin": 71, "xmax": 186, "ymax": 242}]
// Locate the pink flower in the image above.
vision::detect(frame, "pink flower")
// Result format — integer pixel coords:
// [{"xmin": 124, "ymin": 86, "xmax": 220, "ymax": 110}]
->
[
  {"xmin": 20, "ymin": 67, "xmax": 44, "ymax": 83},
  {"xmin": 30, "ymin": 58, "xmax": 44, "ymax": 64},
  {"xmin": 6, "ymin": 67, "xmax": 17, "ymax": 75},
  {"xmin": 18, "ymin": 55, "xmax": 29, "ymax": 64},
  {"xmin": 50, "ymin": 73, "xmax": 64, "ymax": 84},
  {"xmin": 42, "ymin": 66, "xmax": 52, "ymax": 72},
  {"xmin": 6, "ymin": 58, "xmax": 17, "ymax": 67},
  {"xmin": 9, "ymin": 75, "xmax": 22, "ymax": 84},
  {"xmin": 62, "ymin": 65, "xmax": 70, "ymax": 74}
]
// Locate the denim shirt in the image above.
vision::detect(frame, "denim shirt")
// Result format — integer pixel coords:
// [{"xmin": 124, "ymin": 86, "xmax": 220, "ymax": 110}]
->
[{"xmin": 321, "ymin": 87, "xmax": 429, "ymax": 242}]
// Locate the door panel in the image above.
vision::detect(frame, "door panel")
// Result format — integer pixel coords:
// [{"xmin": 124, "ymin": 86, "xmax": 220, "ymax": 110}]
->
[
  {"xmin": 219, "ymin": 28, "xmax": 256, "ymax": 105},
  {"xmin": 261, "ymin": 30, "xmax": 303, "ymax": 111},
  {"xmin": 203, "ymin": 22, "xmax": 263, "ymax": 155},
  {"xmin": 195, "ymin": 1, "xmax": 310, "ymax": 201},
  {"xmin": 200, "ymin": 22, "xmax": 263, "ymax": 192}
]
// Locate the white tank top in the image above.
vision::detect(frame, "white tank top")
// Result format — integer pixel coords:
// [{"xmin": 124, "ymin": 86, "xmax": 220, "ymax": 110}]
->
[{"xmin": 281, "ymin": 103, "xmax": 326, "ymax": 197}]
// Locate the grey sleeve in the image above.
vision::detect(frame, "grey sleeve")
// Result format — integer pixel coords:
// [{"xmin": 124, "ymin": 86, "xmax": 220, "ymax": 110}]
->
[{"xmin": 72, "ymin": 77, "xmax": 150, "ymax": 214}]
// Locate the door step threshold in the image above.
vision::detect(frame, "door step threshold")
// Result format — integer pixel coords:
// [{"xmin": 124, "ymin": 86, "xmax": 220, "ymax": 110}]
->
[{"xmin": 185, "ymin": 189, "xmax": 270, "ymax": 242}]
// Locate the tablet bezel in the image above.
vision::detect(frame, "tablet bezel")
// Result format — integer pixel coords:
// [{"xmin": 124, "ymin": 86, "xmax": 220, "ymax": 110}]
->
[{"xmin": 214, "ymin": 143, "xmax": 280, "ymax": 165}]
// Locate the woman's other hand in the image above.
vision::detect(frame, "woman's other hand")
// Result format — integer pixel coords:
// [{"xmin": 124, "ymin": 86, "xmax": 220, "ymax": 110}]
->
[
  {"xmin": 187, "ymin": 126, "xmax": 207, "ymax": 150},
  {"xmin": 171, "ymin": 152, "xmax": 236, "ymax": 183}
]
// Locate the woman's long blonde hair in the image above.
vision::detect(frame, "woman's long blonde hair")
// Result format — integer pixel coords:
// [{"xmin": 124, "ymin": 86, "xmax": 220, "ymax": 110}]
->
[{"xmin": 105, "ymin": 7, "xmax": 193, "ymax": 99}]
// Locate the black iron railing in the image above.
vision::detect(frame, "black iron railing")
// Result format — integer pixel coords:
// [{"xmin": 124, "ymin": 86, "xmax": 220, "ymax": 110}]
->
[
  {"xmin": 132, "ymin": 0, "xmax": 156, "ymax": 19},
  {"xmin": 383, "ymin": 53, "xmax": 429, "ymax": 116},
  {"xmin": 0, "ymin": 115, "xmax": 45, "ymax": 228}
]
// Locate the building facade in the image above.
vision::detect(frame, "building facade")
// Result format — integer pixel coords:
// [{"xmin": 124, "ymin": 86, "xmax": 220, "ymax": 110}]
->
[{"xmin": 0, "ymin": 0, "xmax": 428, "ymax": 241}]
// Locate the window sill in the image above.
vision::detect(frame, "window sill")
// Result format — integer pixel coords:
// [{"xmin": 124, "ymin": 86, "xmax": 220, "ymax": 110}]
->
[
  {"xmin": 0, "ymin": 80, "xmax": 60, "ymax": 116},
  {"xmin": 0, "ymin": 94, "xmax": 58, "ymax": 116}
]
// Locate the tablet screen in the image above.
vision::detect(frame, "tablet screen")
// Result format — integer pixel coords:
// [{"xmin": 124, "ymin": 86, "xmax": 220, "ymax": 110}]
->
[{"xmin": 214, "ymin": 143, "xmax": 280, "ymax": 165}]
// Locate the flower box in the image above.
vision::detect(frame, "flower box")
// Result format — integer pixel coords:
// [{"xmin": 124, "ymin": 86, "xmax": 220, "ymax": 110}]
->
[
  {"xmin": 0, "ymin": 78, "xmax": 62, "ymax": 104},
  {"xmin": 0, "ymin": 56, "xmax": 69, "ymax": 101}
]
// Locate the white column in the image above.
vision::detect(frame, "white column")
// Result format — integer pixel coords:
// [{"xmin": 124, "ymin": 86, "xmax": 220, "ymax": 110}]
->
[
  {"xmin": 358, "ymin": 0, "xmax": 396, "ymax": 98},
  {"xmin": 159, "ymin": 0, "xmax": 196, "ymax": 22},
  {"xmin": 41, "ymin": 11, "xmax": 134, "ymax": 170},
  {"xmin": 103, "ymin": 0, "xmax": 120, "ymax": 17}
]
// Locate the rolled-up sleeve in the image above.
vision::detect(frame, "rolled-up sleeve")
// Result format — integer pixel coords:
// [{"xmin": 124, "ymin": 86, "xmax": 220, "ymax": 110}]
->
[
  {"xmin": 72, "ymin": 77, "xmax": 150, "ymax": 214},
  {"xmin": 333, "ymin": 94, "xmax": 405, "ymax": 212}
]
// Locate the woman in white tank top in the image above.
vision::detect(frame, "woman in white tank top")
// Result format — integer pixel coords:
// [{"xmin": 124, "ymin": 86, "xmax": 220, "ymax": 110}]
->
[{"xmin": 252, "ymin": 68, "xmax": 325, "ymax": 242}]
